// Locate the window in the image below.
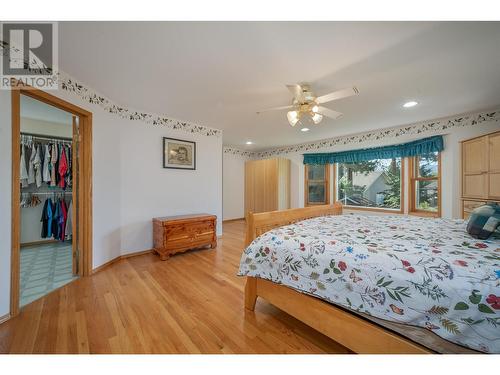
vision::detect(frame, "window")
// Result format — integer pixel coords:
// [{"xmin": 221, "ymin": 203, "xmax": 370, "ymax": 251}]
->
[
  {"xmin": 305, "ymin": 164, "xmax": 330, "ymax": 206},
  {"xmin": 410, "ymin": 152, "xmax": 441, "ymax": 215},
  {"xmin": 336, "ymin": 158, "xmax": 403, "ymax": 211}
]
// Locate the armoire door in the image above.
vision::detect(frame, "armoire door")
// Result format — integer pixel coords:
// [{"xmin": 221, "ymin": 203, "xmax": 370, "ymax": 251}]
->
[
  {"xmin": 244, "ymin": 158, "xmax": 290, "ymax": 217},
  {"xmin": 264, "ymin": 159, "xmax": 278, "ymax": 212},
  {"xmin": 244, "ymin": 161, "xmax": 253, "ymax": 218},
  {"xmin": 254, "ymin": 159, "xmax": 267, "ymax": 213},
  {"xmin": 462, "ymin": 137, "xmax": 488, "ymax": 199},
  {"xmin": 489, "ymin": 132, "xmax": 500, "ymax": 199}
]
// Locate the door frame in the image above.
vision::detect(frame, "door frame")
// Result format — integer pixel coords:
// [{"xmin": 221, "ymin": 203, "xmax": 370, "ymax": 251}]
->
[{"xmin": 10, "ymin": 85, "xmax": 93, "ymax": 317}]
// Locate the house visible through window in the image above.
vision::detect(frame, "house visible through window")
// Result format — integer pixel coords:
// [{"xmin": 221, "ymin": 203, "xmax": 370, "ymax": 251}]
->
[
  {"xmin": 410, "ymin": 152, "xmax": 440, "ymax": 215},
  {"xmin": 305, "ymin": 164, "xmax": 329, "ymax": 205},
  {"xmin": 336, "ymin": 158, "xmax": 402, "ymax": 211}
]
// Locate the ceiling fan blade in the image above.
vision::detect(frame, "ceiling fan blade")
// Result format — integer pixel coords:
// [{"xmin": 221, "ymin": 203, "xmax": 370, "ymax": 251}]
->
[
  {"xmin": 256, "ymin": 105, "xmax": 294, "ymax": 114},
  {"xmin": 317, "ymin": 106, "xmax": 343, "ymax": 119},
  {"xmin": 286, "ymin": 84, "xmax": 303, "ymax": 101},
  {"xmin": 315, "ymin": 87, "xmax": 359, "ymax": 104}
]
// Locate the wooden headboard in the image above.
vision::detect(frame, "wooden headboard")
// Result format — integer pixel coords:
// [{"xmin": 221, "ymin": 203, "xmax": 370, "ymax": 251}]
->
[{"xmin": 245, "ymin": 202, "xmax": 343, "ymax": 246}]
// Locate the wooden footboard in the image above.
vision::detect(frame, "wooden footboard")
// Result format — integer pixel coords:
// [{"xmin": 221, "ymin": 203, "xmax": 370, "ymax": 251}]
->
[
  {"xmin": 245, "ymin": 277, "xmax": 430, "ymax": 354},
  {"xmin": 243, "ymin": 203, "xmax": 432, "ymax": 354},
  {"xmin": 245, "ymin": 202, "xmax": 343, "ymax": 246}
]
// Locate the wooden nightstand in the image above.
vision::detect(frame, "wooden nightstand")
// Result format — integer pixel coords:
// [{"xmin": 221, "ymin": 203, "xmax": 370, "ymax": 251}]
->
[{"xmin": 153, "ymin": 214, "xmax": 217, "ymax": 260}]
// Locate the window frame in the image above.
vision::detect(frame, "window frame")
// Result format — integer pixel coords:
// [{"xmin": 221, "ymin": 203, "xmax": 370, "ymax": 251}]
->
[
  {"xmin": 409, "ymin": 152, "xmax": 441, "ymax": 217},
  {"xmin": 304, "ymin": 164, "xmax": 330, "ymax": 206},
  {"xmin": 333, "ymin": 159, "xmax": 405, "ymax": 214}
]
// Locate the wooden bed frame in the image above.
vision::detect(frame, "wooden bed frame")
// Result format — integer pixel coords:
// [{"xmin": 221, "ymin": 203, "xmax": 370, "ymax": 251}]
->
[{"xmin": 244, "ymin": 203, "xmax": 432, "ymax": 354}]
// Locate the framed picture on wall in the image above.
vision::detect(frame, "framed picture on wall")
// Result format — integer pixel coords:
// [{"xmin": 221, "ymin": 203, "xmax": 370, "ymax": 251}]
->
[{"xmin": 163, "ymin": 137, "xmax": 196, "ymax": 170}]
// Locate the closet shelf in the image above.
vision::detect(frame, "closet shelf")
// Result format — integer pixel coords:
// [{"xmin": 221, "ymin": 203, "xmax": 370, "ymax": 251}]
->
[{"xmin": 21, "ymin": 132, "xmax": 72, "ymax": 143}]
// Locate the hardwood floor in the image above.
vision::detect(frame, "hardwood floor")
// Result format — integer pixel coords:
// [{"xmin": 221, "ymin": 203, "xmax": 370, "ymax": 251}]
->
[{"xmin": 0, "ymin": 220, "xmax": 351, "ymax": 354}]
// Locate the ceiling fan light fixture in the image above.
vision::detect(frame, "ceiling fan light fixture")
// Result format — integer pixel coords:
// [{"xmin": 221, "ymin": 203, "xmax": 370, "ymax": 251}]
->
[
  {"xmin": 257, "ymin": 83, "xmax": 357, "ymax": 128},
  {"xmin": 311, "ymin": 113, "xmax": 323, "ymax": 124},
  {"xmin": 287, "ymin": 110, "xmax": 299, "ymax": 127}
]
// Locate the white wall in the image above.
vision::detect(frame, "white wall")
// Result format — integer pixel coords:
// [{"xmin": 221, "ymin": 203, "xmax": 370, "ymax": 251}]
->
[
  {"xmin": 20, "ymin": 117, "xmax": 72, "ymax": 138},
  {"xmin": 119, "ymin": 123, "xmax": 222, "ymax": 255},
  {"xmin": 222, "ymin": 152, "xmax": 247, "ymax": 220},
  {"xmin": 0, "ymin": 85, "xmax": 223, "ymax": 317},
  {"xmin": 0, "ymin": 90, "xmax": 12, "ymax": 318}
]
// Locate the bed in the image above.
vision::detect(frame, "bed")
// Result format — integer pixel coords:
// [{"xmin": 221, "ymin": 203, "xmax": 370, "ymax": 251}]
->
[{"xmin": 238, "ymin": 203, "xmax": 500, "ymax": 354}]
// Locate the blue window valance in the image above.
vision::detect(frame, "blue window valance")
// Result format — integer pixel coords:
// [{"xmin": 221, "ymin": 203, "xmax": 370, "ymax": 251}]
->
[{"xmin": 303, "ymin": 135, "xmax": 444, "ymax": 165}]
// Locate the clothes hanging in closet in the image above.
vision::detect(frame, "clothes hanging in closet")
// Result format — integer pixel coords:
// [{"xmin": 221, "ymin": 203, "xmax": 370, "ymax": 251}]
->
[
  {"xmin": 27, "ymin": 143, "xmax": 36, "ymax": 185},
  {"xmin": 26, "ymin": 143, "xmax": 43, "ymax": 188},
  {"xmin": 33, "ymin": 144, "xmax": 42, "ymax": 187},
  {"xmin": 20, "ymin": 144, "xmax": 29, "ymax": 187},
  {"xmin": 40, "ymin": 198, "xmax": 53, "ymax": 238},
  {"xmin": 40, "ymin": 197, "xmax": 72, "ymax": 241},
  {"xmin": 52, "ymin": 199, "xmax": 60, "ymax": 239},
  {"xmin": 66, "ymin": 145, "xmax": 72, "ymax": 188},
  {"xmin": 42, "ymin": 144, "xmax": 51, "ymax": 183},
  {"xmin": 59, "ymin": 199, "xmax": 67, "ymax": 240},
  {"xmin": 50, "ymin": 142, "xmax": 58, "ymax": 187},
  {"xmin": 58, "ymin": 146, "xmax": 68, "ymax": 189},
  {"xmin": 21, "ymin": 137, "xmax": 72, "ymax": 190}
]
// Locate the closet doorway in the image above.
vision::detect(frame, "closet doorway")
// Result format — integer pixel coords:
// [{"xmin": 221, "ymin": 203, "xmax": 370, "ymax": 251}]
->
[{"xmin": 11, "ymin": 86, "xmax": 93, "ymax": 317}]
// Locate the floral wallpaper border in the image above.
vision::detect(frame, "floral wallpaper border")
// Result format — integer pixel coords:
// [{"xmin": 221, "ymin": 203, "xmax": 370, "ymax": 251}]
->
[
  {"xmin": 0, "ymin": 41, "xmax": 221, "ymax": 138},
  {"xmin": 222, "ymin": 147, "xmax": 255, "ymax": 158},
  {"xmin": 225, "ymin": 108, "xmax": 500, "ymax": 159},
  {"xmin": 57, "ymin": 72, "xmax": 222, "ymax": 137}
]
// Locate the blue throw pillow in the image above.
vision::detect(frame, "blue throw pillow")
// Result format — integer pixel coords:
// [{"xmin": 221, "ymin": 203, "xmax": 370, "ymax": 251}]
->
[{"xmin": 466, "ymin": 203, "xmax": 500, "ymax": 240}]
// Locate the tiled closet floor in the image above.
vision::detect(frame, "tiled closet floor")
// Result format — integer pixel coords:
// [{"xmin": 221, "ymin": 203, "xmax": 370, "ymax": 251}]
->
[{"xmin": 20, "ymin": 242, "xmax": 78, "ymax": 307}]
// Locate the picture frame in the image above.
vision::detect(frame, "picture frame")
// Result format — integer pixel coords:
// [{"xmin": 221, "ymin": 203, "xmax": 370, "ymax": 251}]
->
[{"xmin": 162, "ymin": 137, "xmax": 196, "ymax": 170}]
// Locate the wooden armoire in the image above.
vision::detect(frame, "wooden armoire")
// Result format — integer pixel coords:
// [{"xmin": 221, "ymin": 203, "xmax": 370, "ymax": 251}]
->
[
  {"xmin": 245, "ymin": 158, "xmax": 290, "ymax": 217},
  {"xmin": 461, "ymin": 130, "xmax": 500, "ymax": 218}
]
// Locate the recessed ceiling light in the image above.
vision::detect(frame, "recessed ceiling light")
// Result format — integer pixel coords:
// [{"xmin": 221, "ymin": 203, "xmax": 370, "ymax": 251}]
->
[
  {"xmin": 301, "ymin": 128, "xmax": 310, "ymax": 132},
  {"xmin": 245, "ymin": 141, "xmax": 253, "ymax": 145},
  {"xmin": 403, "ymin": 101, "xmax": 418, "ymax": 108}
]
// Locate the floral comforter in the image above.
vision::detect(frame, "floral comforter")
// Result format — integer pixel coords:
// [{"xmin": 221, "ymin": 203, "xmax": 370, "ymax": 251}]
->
[{"xmin": 238, "ymin": 214, "xmax": 500, "ymax": 353}]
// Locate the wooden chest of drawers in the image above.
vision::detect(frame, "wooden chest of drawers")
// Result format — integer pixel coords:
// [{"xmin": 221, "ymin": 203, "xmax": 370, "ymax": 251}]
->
[
  {"xmin": 153, "ymin": 214, "xmax": 217, "ymax": 260},
  {"xmin": 461, "ymin": 131, "xmax": 500, "ymax": 218}
]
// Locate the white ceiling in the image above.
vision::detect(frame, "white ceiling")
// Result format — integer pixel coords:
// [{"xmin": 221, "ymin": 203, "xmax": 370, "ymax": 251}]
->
[
  {"xmin": 58, "ymin": 22, "xmax": 500, "ymax": 150},
  {"xmin": 21, "ymin": 95, "xmax": 73, "ymax": 124}
]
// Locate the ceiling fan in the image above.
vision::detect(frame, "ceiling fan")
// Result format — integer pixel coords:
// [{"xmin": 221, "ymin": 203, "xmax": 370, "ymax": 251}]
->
[{"xmin": 256, "ymin": 83, "xmax": 359, "ymax": 127}]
